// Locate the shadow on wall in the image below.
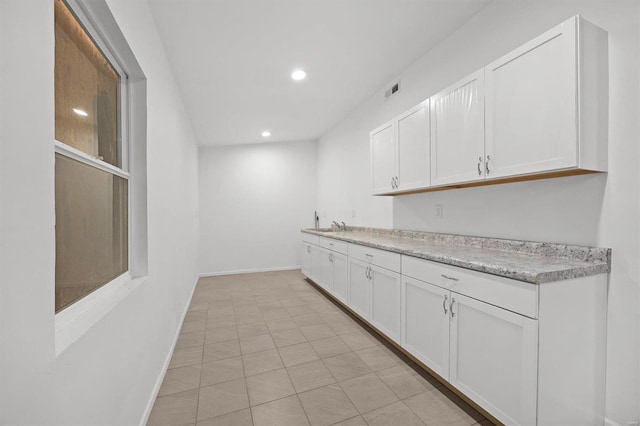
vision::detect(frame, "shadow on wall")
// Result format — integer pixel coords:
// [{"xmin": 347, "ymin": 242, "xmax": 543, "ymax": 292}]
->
[{"xmin": 392, "ymin": 173, "xmax": 607, "ymax": 246}]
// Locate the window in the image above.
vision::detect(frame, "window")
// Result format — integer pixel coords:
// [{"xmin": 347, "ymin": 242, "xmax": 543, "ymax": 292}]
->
[{"xmin": 54, "ymin": 0, "xmax": 129, "ymax": 312}]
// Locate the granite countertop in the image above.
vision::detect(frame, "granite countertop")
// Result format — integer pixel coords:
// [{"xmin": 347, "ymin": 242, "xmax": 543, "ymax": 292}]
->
[{"xmin": 301, "ymin": 227, "xmax": 611, "ymax": 284}]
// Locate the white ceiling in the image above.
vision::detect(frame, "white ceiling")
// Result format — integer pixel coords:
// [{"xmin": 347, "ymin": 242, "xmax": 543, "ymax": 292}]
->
[{"xmin": 147, "ymin": 0, "xmax": 491, "ymax": 146}]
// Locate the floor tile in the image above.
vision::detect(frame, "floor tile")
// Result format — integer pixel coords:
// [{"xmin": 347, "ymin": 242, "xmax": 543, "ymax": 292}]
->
[
  {"xmin": 309, "ymin": 336, "xmax": 351, "ymax": 359},
  {"xmin": 148, "ymin": 388, "xmax": 199, "ymax": 426},
  {"xmin": 362, "ymin": 400, "xmax": 425, "ymax": 426},
  {"xmin": 259, "ymin": 307, "xmax": 291, "ymax": 321},
  {"xmin": 251, "ymin": 395, "xmax": 310, "ymax": 426},
  {"xmin": 292, "ymin": 313, "xmax": 324, "ymax": 327},
  {"xmin": 176, "ymin": 331, "xmax": 206, "ymax": 350},
  {"xmin": 278, "ymin": 342, "xmax": 319, "ymax": 367},
  {"xmin": 355, "ymin": 345, "xmax": 399, "ymax": 371},
  {"xmin": 239, "ymin": 334, "xmax": 276, "ymax": 354},
  {"xmin": 197, "ymin": 378, "xmax": 249, "ymax": 422},
  {"xmin": 286, "ymin": 305, "xmax": 311, "ymax": 317},
  {"xmin": 205, "ymin": 325, "xmax": 238, "ymax": 344},
  {"xmin": 158, "ymin": 365, "xmax": 202, "ymax": 396},
  {"xmin": 300, "ymin": 324, "xmax": 336, "ymax": 341},
  {"xmin": 200, "ymin": 356, "xmax": 244, "ymax": 387},
  {"xmin": 271, "ymin": 328, "xmax": 307, "ymax": 348},
  {"xmin": 339, "ymin": 331, "xmax": 379, "ymax": 351},
  {"xmin": 376, "ymin": 364, "xmax": 432, "ymax": 399},
  {"xmin": 266, "ymin": 317, "xmax": 299, "ymax": 333},
  {"xmin": 206, "ymin": 315, "xmax": 237, "ymax": 329},
  {"xmin": 339, "ymin": 373, "xmax": 398, "ymax": 413},
  {"xmin": 323, "ymin": 352, "xmax": 372, "ymax": 382},
  {"xmin": 287, "ymin": 360, "xmax": 335, "ymax": 393},
  {"xmin": 169, "ymin": 345, "xmax": 204, "ymax": 369},
  {"xmin": 237, "ymin": 321, "xmax": 269, "ymax": 339},
  {"xmin": 404, "ymin": 388, "xmax": 479, "ymax": 426},
  {"xmin": 188, "ymin": 300, "xmax": 208, "ymax": 312},
  {"xmin": 242, "ymin": 349, "xmax": 284, "ymax": 376},
  {"xmin": 203, "ymin": 340, "xmax": 241, "ymax": 362},
  {"xmin": 331, "ymin": 416, "xmax": 367, "ymax": 426},
  {"xmin": 195, "ymin": 408, "xmax": 252, "ymax": 426},
  {"xmin": 182, "ymin": 319, "xmax": 207, "ymax": 333},
  {"xmin": 298, "ymin": 384, "xmax": 358, "ymax": 426},
  {"xmin": 245, "ymin": 368, "xmax": 296, "ymax": 406}
]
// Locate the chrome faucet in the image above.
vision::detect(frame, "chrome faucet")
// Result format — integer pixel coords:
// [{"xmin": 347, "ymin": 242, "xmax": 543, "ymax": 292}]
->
[{"xmin": 332, "ymin": 221, "xmax": 347, "ymax": 231}]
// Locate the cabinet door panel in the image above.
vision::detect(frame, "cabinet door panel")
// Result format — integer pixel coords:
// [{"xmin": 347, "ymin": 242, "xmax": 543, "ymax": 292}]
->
[
  {"xmin": 320, "ymin": 250, "xmax": 334, "ymax": 292},
  {"xmin": 431, "ymin": 70, "xmax": 485, "ymax": 186},
  {"xmin": 485, "ymin": 18, "xmax": 577, "ymax": 178},
  {"xmin": 333, "ymin": 252, "xmax": 348, "ymax": 304},
  {"xmin": 348, "ymin": 258, "xmax": 370, "ymax": 320},
  {"xmin": 301, "ymin": 244, "xmax": 312, "ymax": 277},
  {"xmin": 371, "ymin": 122, "xmax": 396, "ymax": 194},
  {"xmin": 397, "ymin": 102, "xmax": 430, "ymax": 191},
  {"xmin": 450, "ymin": 294, "xmax": 537, "ymax": 426},
  {"xmin": 310, "ymin": 245, "xmax": 322, "ymax": 284},
  {"xmin": 370, "ymin": 266, "xmax": 401, "ymax": 342},
  {"xmin": 401, "ymin": 276, "xmax": 450, "ymax": 380}
]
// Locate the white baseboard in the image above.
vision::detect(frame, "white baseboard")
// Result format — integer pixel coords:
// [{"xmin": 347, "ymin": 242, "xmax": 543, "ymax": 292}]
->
[
  {"xmin": 604, "ymin": 418, "xmax": 622, "ymax": 426},
  {"xmin": 199, "ymin": 265, "xmax": 301, "ymax": 277},
  {"xmin": 139, "ymin": 274, "xmax": 199, "ymax": 426}
]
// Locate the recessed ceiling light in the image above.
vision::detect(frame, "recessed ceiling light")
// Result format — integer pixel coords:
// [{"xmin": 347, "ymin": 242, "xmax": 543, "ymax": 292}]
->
[
  {"xmin": 73, "ymin": 108, "xmax": 88, "ymax": 117},
  {"xmin": 261, "ymin": 130, "xmax": 271, "ymax": 138},
  {"xmin": 291, "ymin": 69, "xmax": 307, "ymax": 81}
]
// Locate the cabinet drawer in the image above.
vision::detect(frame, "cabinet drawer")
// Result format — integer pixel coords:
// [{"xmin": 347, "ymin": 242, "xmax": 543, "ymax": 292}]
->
[
  {"xmin": 301, "ymin": 232, "xmax": 319, "ymax": 246},
  {"xmin": 402, "ymin": 255, "xmax": 538, "ymax": 318},
  {"xmin": 319, "ymin": 237, "xmax": 348, "ymax": 255},
  {"xmin": 349, "ymin": 243, "xmax": 401, "ymax": 273}
]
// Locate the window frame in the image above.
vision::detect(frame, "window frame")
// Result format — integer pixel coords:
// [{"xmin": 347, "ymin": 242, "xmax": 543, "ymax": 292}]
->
[{"xmin": 54, "ymin": 0, "xmax": 133, "ymax": 313}]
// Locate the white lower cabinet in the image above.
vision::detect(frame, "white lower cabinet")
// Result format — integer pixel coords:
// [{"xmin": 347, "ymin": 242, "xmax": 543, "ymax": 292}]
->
[
  {"xmin": 401, "ymin": 276, "xmax": 450, "ymax": 380},
  {"xmin": 450, "ymin": 293, "xmax": 538, "ymax": 426},
  {"xmin": 402, "ymin": 275, "xmax": 537, "ymax": 426},
  {"xmin": 370, "ymin": 265, "xmax": 401, "ymax": 342},
  {"xmin": 348, "ymin": 258, "xmax": 370, "ymax": 320},
  {"xmin": 303, "ymin": 233, "xmax": 607, "ymax": 426},
  {"xmin": 332, "ymin": 252, "xmax": 348, "ymax": 303}
]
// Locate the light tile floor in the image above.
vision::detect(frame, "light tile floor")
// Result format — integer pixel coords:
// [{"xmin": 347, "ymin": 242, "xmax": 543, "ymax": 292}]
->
[{"xmin": 148, "ymin": 270, "xmax": 494, "ymax": 426}]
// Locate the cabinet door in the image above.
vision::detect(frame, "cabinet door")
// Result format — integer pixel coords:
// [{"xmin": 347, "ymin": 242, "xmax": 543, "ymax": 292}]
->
[
  {"xmin": 397, "ymin": 101, "xmax": 430, "ymax": 191},
  {"xmin": 320, "ymin": 250, "xmax": 334, "ymax": 292},
  {"xmin": 401, "ymin": 276, "xmax": 450, "ymax": 380},
  {"xmin": 332, "ymin": 252, "xmax": 348, "ymax": 304},
  {"xmin": 301, "ymin": 244, "xmax": 312, "ymax": 277},
  {"xmin": 310, "ymin": 245, "xmax": 323, "ymax": 284},
  {"xmin": 485, "ymin": 17, "xmax": 578, "ymax": 178},
  {"xmin": 431, "ymin": 70, "xmax": 485, "ymax": 186},
  {"xmin": 449, "ymin": 294, "xmax": 538, "ymax": 426},
  {"xmin": 371, "ymin": 122, "xmax": 397, "ymax": 194},
  {"xmin": 348, "ymin": 258, "xmax": 370, "ymax": 320},
  {"xmin": 370, "ymin": 265, "xmax": 401, "ymax": 342}
]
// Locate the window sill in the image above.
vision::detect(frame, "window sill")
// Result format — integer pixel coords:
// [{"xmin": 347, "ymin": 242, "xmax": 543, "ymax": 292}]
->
[{"xmin": 55, "ymin": 273, "xmax": 148, "ymax": 356}]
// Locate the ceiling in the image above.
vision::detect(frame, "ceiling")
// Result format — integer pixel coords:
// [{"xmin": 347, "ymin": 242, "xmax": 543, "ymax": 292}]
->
[{"xmin": 147, "ymin": 0, "xmax": 491, "ymax": 147}]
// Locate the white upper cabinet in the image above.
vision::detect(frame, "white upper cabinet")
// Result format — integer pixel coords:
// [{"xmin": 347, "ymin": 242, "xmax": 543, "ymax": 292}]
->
[
  {"xmin": 485, "ymin": 15, "xmax": 608, "ymax": 178},
  {"xmin": 371, "ymin": 15, "xmax": 607, "ymax": 195},
  {"xmin": 371, "ymin": 100, "xmax": 430, "ymax": 195},
  {"xmin": 396, "ymin": 101, "xmax": 430, "ymax": 191},
  {"xmin": 431, "ymin": 70, "xmax": 485, "ymax": 186},
  {"xmin": 371, "ymin": 122, "xmax": 397, "ymax": 194}
]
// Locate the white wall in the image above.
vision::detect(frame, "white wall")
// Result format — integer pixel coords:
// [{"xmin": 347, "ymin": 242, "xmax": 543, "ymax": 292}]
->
[
  {"xmin": 199, "ymin": 140, "xmax": 317, "ymax": 275},
  {"xmin": 317, "ymin": 1, "xmax": 639, "ymax": 424},
  {"xmin": 0, "ymin": 0, "xmax": 200, "ymax": 424}
]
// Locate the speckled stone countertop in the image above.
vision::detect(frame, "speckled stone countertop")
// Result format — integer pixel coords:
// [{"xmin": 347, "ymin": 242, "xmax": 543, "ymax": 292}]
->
[{"xmin": 301, "ymin": 226, "xmax": 611, "ymax": 284}]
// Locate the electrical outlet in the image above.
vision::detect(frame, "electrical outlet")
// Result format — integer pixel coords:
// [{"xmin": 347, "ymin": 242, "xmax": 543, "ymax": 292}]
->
[{"xmin": 435, "ymin": 205, "xmax": 443, "ymax": 219}]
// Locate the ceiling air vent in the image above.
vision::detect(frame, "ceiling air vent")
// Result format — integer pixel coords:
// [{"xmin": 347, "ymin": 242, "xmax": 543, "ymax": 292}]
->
[{"xmin": 384, "ymin": 80, "xmax": 400, "ymax": 100}]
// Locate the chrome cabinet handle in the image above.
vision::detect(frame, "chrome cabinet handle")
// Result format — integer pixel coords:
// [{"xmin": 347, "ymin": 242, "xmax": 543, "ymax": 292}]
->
[
  {"xmin": 443, "ymin": 294, "xmax": 448, "ymax": 314},
  {"xmin": 450, "ymin": 297, "xmax": 456, "ymax": 317},
  {"xmin": 365, "ymin": 266, "xmax": 369, "ymax": 279},
  {"xmin": 485, "ymin": 155, "xmax": 491, "ymax": 175},
  {"xmin": 391, "ymin": 177, "xmax": 395, "ymax": 189},
  {"xmin": 329, "ymin": 253, "xmax": 333, "ymax": 262},
  {"xmin": 441, "ymin": 274, "xmax": 459, "ymax": 282},
  {"xmin": 307, "ymin": 246, "xmax": 311, "ymax": 253},
  {"xmin": 477, "ymin": 156, "xmax": 482, "ymax": 176}
]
